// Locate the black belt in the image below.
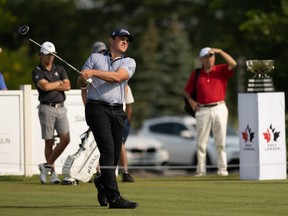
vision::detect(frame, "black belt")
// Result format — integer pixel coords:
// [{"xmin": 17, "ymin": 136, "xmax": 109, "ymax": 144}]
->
[
  {"xmin": 40, "ymin": 102, "xmax": 64, "ymax": 108},
  {"xmin": 198, "ymin": 101, "xmax": 225, "ymax": 108},
  {"xmin": 87, "ymin": 100, "xmax": 123, "ymax": 108},
  {"xmin": 199, "ymin": 104, "xmax": 218, "ymax": 108}
]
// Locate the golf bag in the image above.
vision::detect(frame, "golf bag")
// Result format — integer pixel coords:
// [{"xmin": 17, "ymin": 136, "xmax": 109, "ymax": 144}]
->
[{"xmin": 62, "ymin": 128, "xmax": 100, "ymax": 183}]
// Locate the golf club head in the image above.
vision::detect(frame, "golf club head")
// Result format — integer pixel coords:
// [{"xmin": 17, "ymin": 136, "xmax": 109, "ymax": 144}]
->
[{"xmin": 17, "ymin": 25, "xmax": 30, "ymax": 37}]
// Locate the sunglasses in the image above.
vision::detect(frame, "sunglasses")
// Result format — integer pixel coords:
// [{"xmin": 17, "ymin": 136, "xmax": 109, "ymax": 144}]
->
[{"xmin": 204, "ymin": 53, "xmax": 215, "ymax": 58}]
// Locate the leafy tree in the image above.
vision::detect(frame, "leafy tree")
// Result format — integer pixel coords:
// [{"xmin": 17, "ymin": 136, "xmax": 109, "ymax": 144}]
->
[
  {"xmin": 0, "ymin": 45, "xmax": 38, "ymax": 89},
  {"xmin": 239, "ymin": 0, "xmax": 288, "ymax": 93},
  {"xmin": 130, "ymin": 18, "xmax": 161, "ymax": 127},
  {"xmin": 156, "ymin": 14, "xmax": 193, "ymax": 116},
  {"xmin": 1, "ymin": 0, "xmax": 288, "ymax": 129}
]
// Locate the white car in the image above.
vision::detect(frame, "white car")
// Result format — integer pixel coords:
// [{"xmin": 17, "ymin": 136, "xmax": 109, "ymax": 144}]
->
[
  {"xmin": 138, "ymin": 116, "xmax": 239, "ymax": 170},
  {"xmin": 125, "ymin": 134, "xmax": 169, "ymax": 171}
]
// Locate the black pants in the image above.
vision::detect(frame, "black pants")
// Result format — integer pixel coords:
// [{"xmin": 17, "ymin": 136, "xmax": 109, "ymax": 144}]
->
[{"xmin": 85, "ymin": 100, "xmax": 126, "ymax": 202}]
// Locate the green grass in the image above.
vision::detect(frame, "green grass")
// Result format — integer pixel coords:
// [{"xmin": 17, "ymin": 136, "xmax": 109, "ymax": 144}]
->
[{"xmin": 0, "ymin": 173, "xmax": 287, "ymax": 216}]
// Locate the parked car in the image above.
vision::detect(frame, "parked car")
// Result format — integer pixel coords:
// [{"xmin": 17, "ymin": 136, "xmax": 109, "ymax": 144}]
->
[
  {"xmin": 138, "ymin": 116, "xmax": 239, "ymax": 170},
  {"xmin": 125, "ymin": 134, "xmax": 169, "ymax": 171}
]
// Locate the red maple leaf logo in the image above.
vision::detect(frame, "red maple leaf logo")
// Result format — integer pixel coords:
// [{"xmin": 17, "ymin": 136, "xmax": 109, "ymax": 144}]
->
[
  {"xmin": 242, "ymin": 129, "xmax": 248, "ymax": 143},
  {"xmin": 241, "ymin": 125, "xmax": 254, "ymax": 143},
  {"xmin": 263, "ymin": 129, "xmax": 271, "ymax": 143}
]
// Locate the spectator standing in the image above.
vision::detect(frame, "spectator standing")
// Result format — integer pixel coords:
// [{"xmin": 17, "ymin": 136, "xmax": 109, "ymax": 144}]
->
[
  {"xmin": 120, "ymin": 84, "xmax": 135, "ymax": 182},
  {"xmin": 0, "ymin": 48, "xmax": 7, "ymax": 90},
  {"xmin": 32, "ymin": 41, "xmax": 71, "ymax": 184},
  {"xmin": 0, "ymin": 72, "xmax": 7, "ymax": 90},
  {"xmin": 80, "ymin": 29, "xmax": 138, "ymax": 209},
  {"xmin": 92, "ymin": 41, "xmax": 107, "ymax": 54},
  {"xmin": 184, "ymin": 47, "xmax": 237, "ymax": 177}
]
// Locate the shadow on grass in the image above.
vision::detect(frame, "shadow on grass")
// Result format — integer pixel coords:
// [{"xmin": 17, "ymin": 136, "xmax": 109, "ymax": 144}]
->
[
  {"xmin": 0, "ymin": 205, "xmax": 102, "ymax": 209},
  {"xmin": 135, "ymin": 174, "xmax": 240, "ymax": 182}
]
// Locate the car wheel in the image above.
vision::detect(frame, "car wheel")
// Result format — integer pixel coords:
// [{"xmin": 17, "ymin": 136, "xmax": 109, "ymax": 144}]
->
[{"xmin": 150, "ymin": 162, "xmax": 168, "ymax": 174}]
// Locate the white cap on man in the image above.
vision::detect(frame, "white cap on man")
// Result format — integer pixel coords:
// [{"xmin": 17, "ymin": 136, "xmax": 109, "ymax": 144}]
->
[
  {"xmin": 199, "ymin": 47, "xmax": 214, "ymax": 58},
  {"xmin": 40, "ymin": 41, "xmax": 56, "ymax": 54}
]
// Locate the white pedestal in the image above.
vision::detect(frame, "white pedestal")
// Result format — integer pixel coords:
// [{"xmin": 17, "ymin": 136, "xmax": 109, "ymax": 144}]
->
[{"xmin": 238, "ymin": 92, "xmax": 287, "ymax": 180}]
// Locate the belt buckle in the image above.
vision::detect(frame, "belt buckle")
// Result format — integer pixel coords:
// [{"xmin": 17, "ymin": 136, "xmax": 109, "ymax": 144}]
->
[{"xmin": 55, "ymin": 103, "xmax": 62, "ymax": 109}]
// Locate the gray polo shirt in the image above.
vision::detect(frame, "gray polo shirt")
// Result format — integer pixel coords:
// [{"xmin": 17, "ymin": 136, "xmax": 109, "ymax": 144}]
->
[{"xmin": 82, "ymin": 52, "xmax": 136, "ymax": 104}]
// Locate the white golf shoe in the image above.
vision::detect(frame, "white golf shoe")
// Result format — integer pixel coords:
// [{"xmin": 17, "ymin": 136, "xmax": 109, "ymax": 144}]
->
[
  {"xmin": 50, "ymin": 171, "xmax": 60, "ymax": 184},
  {"xmin": 195, "ymin": 172, "xmax": 206, "ymax": 177},
  {"xmin": 217, "ymin": 170, "xmax": 229, "ymax": 176},
  {"xmin": 38, "ymin": 163, "xmax": 51, "ymax": 184},
  {"xmin": 61, "ymin": 176, "xmax": 79, "ymax": 185}
]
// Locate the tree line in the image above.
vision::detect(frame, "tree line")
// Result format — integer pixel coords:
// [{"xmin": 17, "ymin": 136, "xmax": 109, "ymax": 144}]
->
[{"xmin": 1, "ymin": 0, "xmax": 287, "ymax": 128}]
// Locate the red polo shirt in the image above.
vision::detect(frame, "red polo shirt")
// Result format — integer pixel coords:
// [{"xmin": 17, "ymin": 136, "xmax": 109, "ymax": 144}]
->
[{"xmin": 184, "ymin": 64, "xmax": 234, "ymax": 104}]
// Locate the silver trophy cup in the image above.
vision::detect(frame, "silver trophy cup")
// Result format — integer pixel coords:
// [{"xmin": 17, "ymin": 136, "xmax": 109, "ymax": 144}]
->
[{"xmin": 246, "ymin": 60, "xmax": 275, "ymax": 92}]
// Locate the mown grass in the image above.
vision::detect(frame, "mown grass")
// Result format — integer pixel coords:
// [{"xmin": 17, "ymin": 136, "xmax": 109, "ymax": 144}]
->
[{"xmin": 0, "ymin": 173, "xmax": 287, "ymax": 216}]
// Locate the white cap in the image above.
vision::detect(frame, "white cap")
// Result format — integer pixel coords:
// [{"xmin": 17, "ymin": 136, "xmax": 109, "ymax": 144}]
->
[
  {"xmin": 92, "ymin": 41, "xmax": 107, "ymax": 53},
  {"xmin": 199, "ymin": 47, "xmax": 213, "ymax": 58},
  {"xmin": 40, "ymin": 41, "xmax": 56, "ymax": 54}
]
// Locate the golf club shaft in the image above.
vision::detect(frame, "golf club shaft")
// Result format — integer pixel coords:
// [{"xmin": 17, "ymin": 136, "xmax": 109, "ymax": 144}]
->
[
  {"xmin": 18, "ymin": 24, "xmax": 93, "ymax": 86},
  {"xmin": 28, "ymin": 37, "xmax": 81, "ymax": 74},
  {"xmin": 27, "ymin": 37, "xmax": 93, "ymax": 86}
]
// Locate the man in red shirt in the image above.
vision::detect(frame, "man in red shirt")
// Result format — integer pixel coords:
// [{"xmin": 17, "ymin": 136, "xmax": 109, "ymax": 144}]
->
[{"xmin": 184, "ymin": 47, "xmax": 237, "ymax": 177}]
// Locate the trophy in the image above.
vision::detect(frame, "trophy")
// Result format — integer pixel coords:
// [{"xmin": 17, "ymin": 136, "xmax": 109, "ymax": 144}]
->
[{"xmin": 246, "ymin": 60, "xmax": 275, "ymax": 92}]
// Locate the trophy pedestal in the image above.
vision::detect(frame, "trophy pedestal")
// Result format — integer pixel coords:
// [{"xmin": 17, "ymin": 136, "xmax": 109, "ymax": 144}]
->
[
  {"xmin": 238, "ymin": 92, "xmax": 287, "ymax": 180},
  {"xmin": 247, "ymin": 78, "xmax": 274, "ymax": 92}
]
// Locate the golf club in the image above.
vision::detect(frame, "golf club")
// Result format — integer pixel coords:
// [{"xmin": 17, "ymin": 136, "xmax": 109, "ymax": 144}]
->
[{"xmin": 17, "ymin": 24, "xmax": 93, "ymax": 85}]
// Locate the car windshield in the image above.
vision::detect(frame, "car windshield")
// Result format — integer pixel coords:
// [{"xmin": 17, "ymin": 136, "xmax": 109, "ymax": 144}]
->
[{"xmin": 150, "ymin": 122, "xmax": 188, "ymax": 136}]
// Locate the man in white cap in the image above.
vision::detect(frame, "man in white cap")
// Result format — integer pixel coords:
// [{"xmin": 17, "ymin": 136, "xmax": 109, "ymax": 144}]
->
[
  {"xmin": 32, "ymin": 41, "xmax": 71, "ymax": 184},
  {"xmin": 184, "ymin": 47, "xmax": 237, "ymax": 177}
]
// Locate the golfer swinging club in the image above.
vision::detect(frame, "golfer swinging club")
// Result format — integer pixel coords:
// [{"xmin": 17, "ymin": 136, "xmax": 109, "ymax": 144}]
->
[{"xmin": 79, "ymin": 28, "xmax": 138, "ymax": 209}]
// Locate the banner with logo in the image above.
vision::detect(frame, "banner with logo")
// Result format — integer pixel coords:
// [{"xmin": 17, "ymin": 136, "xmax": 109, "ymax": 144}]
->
[
  {"xmin": 238, "ymin": 92, "xmax": 287, "ymax": 180},
  {"xmin": 0, "ymin": 91, "xmax": 24, "ymax": 175},
  {"xmin": 31, "ymin": 90, "xmax": 88, "ymax": 174}
]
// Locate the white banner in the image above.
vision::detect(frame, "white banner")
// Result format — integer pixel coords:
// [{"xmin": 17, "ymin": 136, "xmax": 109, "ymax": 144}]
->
[
  {"xmin": 0, "ymin": 91, "xmax": 24, "ymax": 175},
  {"xmin": 32, "ymin": 90, "xmax": 88, "ymax": 174},
  {"xmin": 238, "ymin": 92, "xmax": 287, "ymax": 180}
]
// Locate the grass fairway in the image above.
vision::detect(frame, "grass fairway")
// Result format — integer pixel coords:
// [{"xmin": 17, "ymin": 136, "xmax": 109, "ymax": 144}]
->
[{"xmin": 0, "ymin": 173, "xmax": 287, "ymax": 216}]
